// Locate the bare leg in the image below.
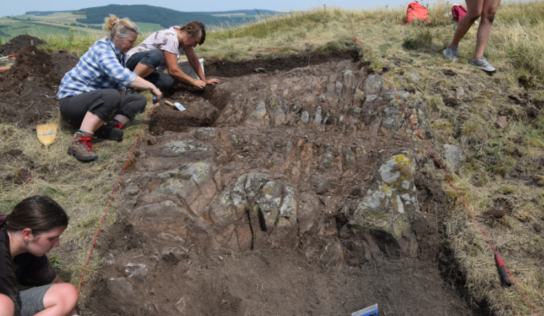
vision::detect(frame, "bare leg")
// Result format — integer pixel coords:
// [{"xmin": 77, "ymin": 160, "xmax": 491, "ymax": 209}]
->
[
  {"xmin": 113, "ymin": 114, "xmax": 130, "ymax": 125},
  {"xmin": 0, "ymin": 294, "xmax": 14, "ymax": 316},
  {"xmin": 474, "ymin": 0, "xmax": 501, "ymax": 59},
  {"xmin": 449, "ymin": 0, "xmax": 484, "ymax": 47},
  {"xmin": 79, "ymin": 112, "xmax": 105, "ymax": 134},
  {"xmin": 133, "ymin": 63, "xmax": 155, "ymax": 79},
  {"xmin": 35, "ymin": 283, "xmax": 78, "ymax": 316}
]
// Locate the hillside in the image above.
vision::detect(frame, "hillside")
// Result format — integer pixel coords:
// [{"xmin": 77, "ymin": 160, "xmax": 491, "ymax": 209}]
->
[
  {"xmin": 0, "ymin": 6, "xmax": 280, "ymax": 42},
  {"xmin": 74, "ymin": 5, "xmax": 265, "ymax": 28}
]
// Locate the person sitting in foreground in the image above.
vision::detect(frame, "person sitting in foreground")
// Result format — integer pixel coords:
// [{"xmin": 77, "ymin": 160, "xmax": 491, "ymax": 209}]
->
[
  {"xmin": 0, "ymin": 196, "xmax": 78, "ymax": 316},
  {"xmin": 443, "ymin": 0, "xmax": 501, "ymax": 72},
  {"xmin": 57, "ymin": 15, "xmax": 162, "ymax": 163},
  {"xmin": 126, "ymin": 20, "xmax": 220, "ymax": 92}
]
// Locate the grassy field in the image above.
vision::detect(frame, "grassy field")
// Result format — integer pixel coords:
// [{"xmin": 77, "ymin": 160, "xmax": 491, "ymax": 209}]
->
[{"xmin": 1, "ymin": 2, "xmax": 544, "ymax": 314}]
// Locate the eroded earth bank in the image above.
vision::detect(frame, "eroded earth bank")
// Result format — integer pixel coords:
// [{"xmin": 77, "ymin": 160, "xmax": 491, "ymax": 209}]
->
[{"xmin": 86, "ymin": 52, "xmax": 485, "ymax": 315}]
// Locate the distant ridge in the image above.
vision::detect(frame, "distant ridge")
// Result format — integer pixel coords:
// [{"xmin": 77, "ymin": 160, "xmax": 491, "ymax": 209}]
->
[{"xmin": 72, "ymin": 5, "xmax": 278, "ymax": 28}]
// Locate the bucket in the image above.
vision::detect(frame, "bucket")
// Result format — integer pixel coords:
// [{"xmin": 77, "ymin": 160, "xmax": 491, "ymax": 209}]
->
[{"xmin": 178, "ymin": 57, "xmax": 205, "ymax": 80}]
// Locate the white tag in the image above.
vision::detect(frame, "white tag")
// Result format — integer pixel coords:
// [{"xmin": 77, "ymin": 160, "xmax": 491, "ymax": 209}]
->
[{"xmin": 174, "ymin": 102, "xmax": 186, "ymax": 111}]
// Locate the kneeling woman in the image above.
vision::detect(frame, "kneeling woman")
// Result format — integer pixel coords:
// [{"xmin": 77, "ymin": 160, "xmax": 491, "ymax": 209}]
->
[
  {"xmin": 0, "ymin": 196, "xmax": 77, "ymax": 316},
  {"xmin": 57, "ymin": 15, "xmax": 162, "ymax": 162}
]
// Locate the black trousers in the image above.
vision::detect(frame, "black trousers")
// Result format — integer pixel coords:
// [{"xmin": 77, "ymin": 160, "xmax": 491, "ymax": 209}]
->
[
  {"xmin": 126, "ymin": 50, "xmax": 175, "ymax": 92},
  {"xmin": 59, "ymin": 89, "xmax": 147, "ymax": 128}
]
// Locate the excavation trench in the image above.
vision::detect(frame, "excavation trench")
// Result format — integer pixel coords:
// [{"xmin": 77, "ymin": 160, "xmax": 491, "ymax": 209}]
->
[{"xmin": 85, "ymin": 50, "xmax": 488, "ymax": 315}]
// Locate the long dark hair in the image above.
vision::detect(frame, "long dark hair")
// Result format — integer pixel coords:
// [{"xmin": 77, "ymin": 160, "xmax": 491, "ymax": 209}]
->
[{"xmin": 0, "ymin": 196, "xmax": 69, "ymax": 235}]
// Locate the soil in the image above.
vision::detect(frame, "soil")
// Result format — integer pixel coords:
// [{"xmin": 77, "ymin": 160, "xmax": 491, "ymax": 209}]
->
[
  {"xmin": 83, "ymin": 52, "xmax": 486, "ymax": 315},
  {"xmin": 0, "ymin": 35, "xmax": 46, "ymax": 56},
  {"xmin": 205, "ymin": 47, "xmax": 361, "ymax": 77},
  {"xmin": 0, "ymin": 46, "xmax": 79, "ymax": 124}
]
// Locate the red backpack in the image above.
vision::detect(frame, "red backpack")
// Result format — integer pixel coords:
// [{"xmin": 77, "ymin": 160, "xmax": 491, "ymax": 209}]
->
[
  {"xmin": 452, "ymin": 5, "xmax": 467, "ymax": 22},
  {"xmin": 405, "ymin": 1, "xmax": 429, "ymax": 24}
]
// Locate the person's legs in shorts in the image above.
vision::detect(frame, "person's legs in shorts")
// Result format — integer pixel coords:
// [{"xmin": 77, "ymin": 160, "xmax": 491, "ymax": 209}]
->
[
  {"xmin": 474, "ymin": 0, "xmax": 501, "ymax": 59},
  {"xmin": 449, "ymin": 0, "xmax": 484, "ymax": 48},
  {"xmin": 19, "ymin": 283, "xmax": 77, "ymax": 316}
]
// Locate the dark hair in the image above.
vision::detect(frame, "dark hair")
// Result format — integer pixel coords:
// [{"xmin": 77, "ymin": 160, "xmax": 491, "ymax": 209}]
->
[
  {"xmin": 179, "ymin": 20, "xmax": 206, "ymax": 45},
  {"xmin": 0, "ymin": 196, "xmax": 69, "ymax": 235}
]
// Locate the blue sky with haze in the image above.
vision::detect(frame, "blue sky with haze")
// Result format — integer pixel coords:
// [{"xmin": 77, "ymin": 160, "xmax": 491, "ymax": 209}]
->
[{"xmin": 3, "ymin": 0, "xmax": 418, "ymax": 17}]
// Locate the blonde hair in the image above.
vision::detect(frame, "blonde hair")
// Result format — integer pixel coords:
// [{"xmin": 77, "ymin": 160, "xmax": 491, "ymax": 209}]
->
[{"xmin": 103, "ymin": 14, "xmax": 139, "ymax": 40}]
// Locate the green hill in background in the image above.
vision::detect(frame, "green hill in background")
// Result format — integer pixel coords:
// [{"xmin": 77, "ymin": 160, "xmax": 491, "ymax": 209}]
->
[{"xmin": 74, "ymin": 5, "xmax": 276, "ymax": 28}]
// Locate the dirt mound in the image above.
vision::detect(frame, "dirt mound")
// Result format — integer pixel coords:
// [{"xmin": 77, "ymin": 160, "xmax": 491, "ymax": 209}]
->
[
  {"xmin": 0, "ymin": 46, "xmax": 79, "ymax": 124},
  {"xmin": 205, "ymin": 46, "xmax": 361, "ymax": 77},
  {"xmin": 0, "ymin": 35, "xmax": 46, "ymax": 56}
]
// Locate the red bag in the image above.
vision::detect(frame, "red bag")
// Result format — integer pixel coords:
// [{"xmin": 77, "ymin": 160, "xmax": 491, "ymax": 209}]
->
[
  {"xmin": 452, "ymin": 5, "xmax": 467, "ymax": 22},
  {"xmin": 405, "ymin": 1, "xmax": 429, "ymax": 24}
]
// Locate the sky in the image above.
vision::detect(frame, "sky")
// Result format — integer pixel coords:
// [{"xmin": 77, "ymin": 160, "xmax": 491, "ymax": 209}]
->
[{"xmin": 2, "ymin": 0, "xmax": 415, "ymax": 17}]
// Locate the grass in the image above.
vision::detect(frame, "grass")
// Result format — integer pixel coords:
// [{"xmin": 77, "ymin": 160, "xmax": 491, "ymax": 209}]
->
[{"xmin": 2, "ymin": 2, "xmax": 544, "ymax": 314}]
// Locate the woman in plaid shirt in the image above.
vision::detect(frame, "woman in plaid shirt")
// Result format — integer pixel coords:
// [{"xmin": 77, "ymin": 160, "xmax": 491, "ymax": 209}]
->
[{"xmin": 57, "ymin": 15, "xmax": 162, "ymax": 162}]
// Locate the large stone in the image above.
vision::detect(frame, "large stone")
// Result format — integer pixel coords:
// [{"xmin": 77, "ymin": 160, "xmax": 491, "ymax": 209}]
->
[
  {"xmin": 349, "ymin": 150, "xmax": 420, "ymax": 257},
  {"xmin": 160, "ymin": 141, "xmax": 211, "ymax": 157},
  {"xmin": 246, "ymin": 102, "xmax": 269, "ymax": 126},
  {"xmin": 156, "ymin": 162, "xmax": 216, "ymax": 215},
  {"xmin": 268, "ymin": 96, "xmax": 287, "ymax": 126},
  {"xmin": 107, "ymin": 278, "xmax": 134, "ymax": 301},
  {"xmin": 443, "ymin": 144, "xmax": 464, "ymax": 169},
  {"xmin": 209, "ymin": 173, "xmax": 297, "ymax": 248},
  {"xmin": 363, "ymin": 74, "xmax": 383, "ymax": 95}
]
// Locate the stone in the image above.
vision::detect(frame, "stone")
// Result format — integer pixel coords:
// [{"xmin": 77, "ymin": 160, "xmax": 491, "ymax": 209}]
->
[
  {"xmin": 107, "ymin": 278, "xmax": 134, "ymax": 300},
  {"xmin": 364, "ymin": 74, "xmax": 383, "ymax": 95},
  {"xmin": 124, "ymin": 185, "xmax": 140, "ymax": 196},
  {"xmin": 443, "ymin": 144, "xmax": 464, "ymax": 169},
  {"xmin": 405, "ymin": 69, "xmax": 420, "ymax": 83},
  {"xmin": 321, "ymin": 152, "xmax": 335, "ymax": 168},
  {"xmin": 300, "ymin": 111, "xmax": 309, "ymax": 124},
  {"xmin": 343, "ymin": 70, "xmax": 355, "ymax": 88},
  {"xmin": 194, "ymin": 127, "xmax": 216, "ymax": 140},
  {"xmin": 161, "ymin": 141, "xmax": 211, "ymax": 156},
  {"xmin": 349, "ymin": 150, "xmax": 421, "ymax": 258},
  {"xmin": 366, "ymin": 94, "xmax": 379, "ymax": 102},
  {"xmin": 314, "ymin": 106, "xmax": 323, "ymax": 125},
  {"xmin": 161, "ymin": 247, "xmax": 186, "ymax": 264},
  {"xmin": 156, "ymin": 162, "xmax": 216, "ymax": 215},
  {"xmin": 297, "ymin": 193, "xmax": 321, "ymax": 234},
  {"xmin": 352, "ymin": 88, "xmax": 365, "ymax": 107},
  {"xmin": 246, "ymin": 102, "xmax": 269, "ymax": 126},
  {"xmin": 291, "ymin": 101, "xmax": 302, "ymax": 113},
  {"xmin": 456, "ymin": 87, "xmax": 465, "ymax": 99},
  {"xmin": 125, "ymin": 263, "xmax": 148, "ymax": 284},
  {"xmin": 268, "ymin": 96, "xmax": 288, "ymax": 125},
  {"xmin": 495, "ymin": 117, "xmax": 508, "ymax": 129},
  {"xmin": 335, "ymin": 82, "xmax": 343, "ymax": 95}
]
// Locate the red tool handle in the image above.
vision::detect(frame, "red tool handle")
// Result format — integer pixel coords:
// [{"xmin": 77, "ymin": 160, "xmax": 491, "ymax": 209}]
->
[
  {"xmin": 496, "ymin": 254, "xmax": 512, "ymax": 287},
  {"xmin": 8, "ymin": 54, "xmax": 17, "ymax": 58},
  {"xmin": 0, "ymin": 69, "xmax": 6, "ymax": 72}
]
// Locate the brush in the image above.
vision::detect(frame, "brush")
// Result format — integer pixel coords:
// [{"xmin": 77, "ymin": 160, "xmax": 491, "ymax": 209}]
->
[{"xmin": 36, "ymin": 122, "xmax": 59, "ymax": 152}]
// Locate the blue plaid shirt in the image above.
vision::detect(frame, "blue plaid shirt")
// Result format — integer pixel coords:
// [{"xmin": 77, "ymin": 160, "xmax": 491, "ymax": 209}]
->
[{"xmin": 57, "ymin": 37, "xmax": 137, "ymax": 99}]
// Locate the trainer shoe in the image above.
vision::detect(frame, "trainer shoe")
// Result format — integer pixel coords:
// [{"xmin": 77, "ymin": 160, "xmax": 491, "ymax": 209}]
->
[
  {"xmin": 67, "ymin": 132, "xmax": 98, "ymax": 162},
  {"xmin": 469, "ymin": 56, "xmax": 496, "ymax": 72},
  {"xmin": 443, "ymin": 46, "xmax": 458, "ymax": 61},
  {"xmin": 94, "ymin": 121, "xmax": 124, "ymax": 142}
]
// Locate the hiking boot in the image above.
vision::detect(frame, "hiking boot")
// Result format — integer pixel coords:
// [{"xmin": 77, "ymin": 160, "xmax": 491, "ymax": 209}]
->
[
  {"xmin": 443, "ymin": 46, "xmax": 458, "ymax": 61},
  {"xmin": 94, "ymin": 121, "xmax": 124, "ymax": 142},
  {"xmin": 470, "ymin": 56, "xmax": 496, "ymax": 72},
  {"xmin": 67, "ymin": 132, "xmax": 98, "ymax": 162}
]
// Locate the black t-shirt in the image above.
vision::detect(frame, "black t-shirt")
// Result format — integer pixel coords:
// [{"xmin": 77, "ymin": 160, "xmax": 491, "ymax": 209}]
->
[{"xmin": 0, "ymin": 230, "xmax": 56, "ymax": 316}]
